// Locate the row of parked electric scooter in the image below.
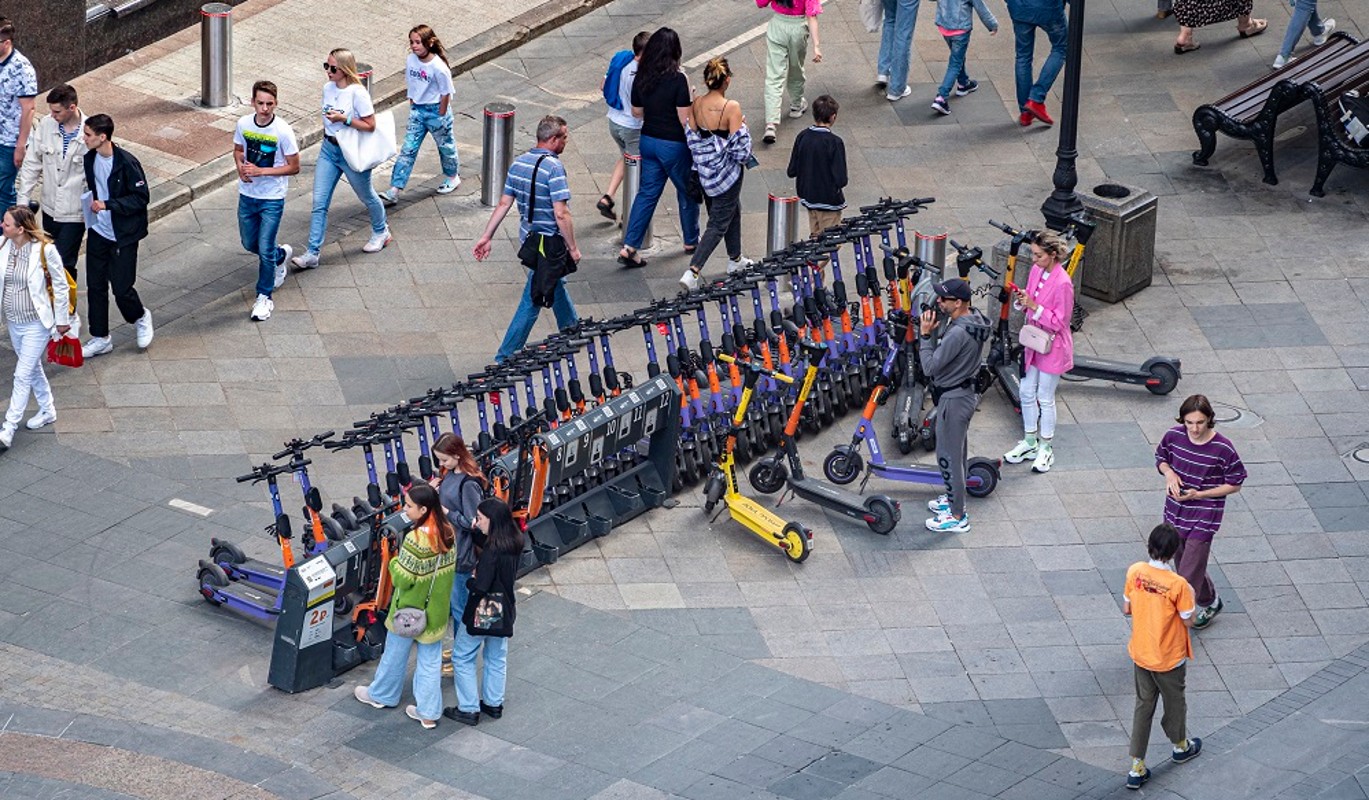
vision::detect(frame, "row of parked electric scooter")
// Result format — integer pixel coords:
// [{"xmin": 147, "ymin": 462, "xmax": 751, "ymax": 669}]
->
[{"xmin": 197, "ymin": 196, "xmax": 1183, "ymax": 620}]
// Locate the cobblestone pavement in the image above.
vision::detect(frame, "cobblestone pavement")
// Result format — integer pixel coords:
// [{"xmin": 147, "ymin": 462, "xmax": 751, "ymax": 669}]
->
[{"xmin": 3, "ymin": 0, "xmax": 1369, "ymax": 797}]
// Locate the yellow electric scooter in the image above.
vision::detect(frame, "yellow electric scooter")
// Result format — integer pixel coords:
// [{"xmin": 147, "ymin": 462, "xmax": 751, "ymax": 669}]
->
[{"xmin": 702, "ymin": 353, "xmax": 812, "ymax": 563}]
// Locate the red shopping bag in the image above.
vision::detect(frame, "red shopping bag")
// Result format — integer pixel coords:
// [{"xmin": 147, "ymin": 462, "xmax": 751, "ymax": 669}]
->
[{"xmin": 46, "ymin": 335, "xmax": 84, "ymax": 368}]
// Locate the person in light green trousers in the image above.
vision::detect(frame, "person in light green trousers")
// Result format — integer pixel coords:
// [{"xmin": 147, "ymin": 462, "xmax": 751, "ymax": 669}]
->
[{"xmin": 757, "ymin": 0, "xmax": 823, "ymax": 145}]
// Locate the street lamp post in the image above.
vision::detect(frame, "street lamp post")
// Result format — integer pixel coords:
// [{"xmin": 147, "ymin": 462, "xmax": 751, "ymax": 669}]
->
[{"xmin": 1040, "ymin": 0, "xmax": 1087, "ymax": 230}]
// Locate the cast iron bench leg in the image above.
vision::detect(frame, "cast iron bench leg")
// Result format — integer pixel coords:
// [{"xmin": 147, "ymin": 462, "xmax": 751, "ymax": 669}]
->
[{"xmin": 1192, "ymin": 108, "xmax": 1220, "ymax": 166}]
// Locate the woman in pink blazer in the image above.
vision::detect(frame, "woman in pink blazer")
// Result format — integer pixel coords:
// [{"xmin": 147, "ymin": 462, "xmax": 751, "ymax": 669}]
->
[{"xmin": 1003, "ymin": 230, "xmax": 1074, "ymax": 473}]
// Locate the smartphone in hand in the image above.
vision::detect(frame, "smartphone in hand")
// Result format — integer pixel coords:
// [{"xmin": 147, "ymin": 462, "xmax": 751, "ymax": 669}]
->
[{"xmin": 744, "ymin": 154, "xmax": 760, "ymax": 169}]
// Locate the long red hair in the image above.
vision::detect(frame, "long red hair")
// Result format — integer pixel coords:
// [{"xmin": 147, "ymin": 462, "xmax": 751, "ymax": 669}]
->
[{"xmin": 433, "ymin": 433, "xmax": 487, "ymax": 488}]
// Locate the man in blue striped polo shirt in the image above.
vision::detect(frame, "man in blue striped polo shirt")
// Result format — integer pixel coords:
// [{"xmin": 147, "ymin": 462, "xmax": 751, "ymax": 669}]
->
[{"xmin": 473, "ymin": 114, "xmax": 581, "ymax": 362}]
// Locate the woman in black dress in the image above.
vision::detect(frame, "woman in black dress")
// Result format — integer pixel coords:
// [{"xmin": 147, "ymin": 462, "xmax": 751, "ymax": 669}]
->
[{"xmin": 1173, "ymin": 0, "xmax": 1265, "ymax": 52}]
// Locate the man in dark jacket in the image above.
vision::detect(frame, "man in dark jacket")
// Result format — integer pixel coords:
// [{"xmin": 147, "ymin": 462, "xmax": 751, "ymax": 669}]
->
[
  {"xmin": 1005, "ymin": 0, "xmax": 1067, "ymax": 127},
  {"xmin": 81, "ymin": 113, "xmax": 152, "ymax": 358},
  {"xmin": 919, "ymin": 278, "xmax": 990, "ymax": 533}
]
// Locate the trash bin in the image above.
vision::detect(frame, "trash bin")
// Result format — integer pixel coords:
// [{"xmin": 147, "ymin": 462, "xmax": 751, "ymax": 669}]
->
[
  {"xmin": 1078, "ymin": 182, "xmax": 1158, "ymax": 303},
  {"xmin": 766, "ymin": 194, "xmax": 801, "ymax": 256}
]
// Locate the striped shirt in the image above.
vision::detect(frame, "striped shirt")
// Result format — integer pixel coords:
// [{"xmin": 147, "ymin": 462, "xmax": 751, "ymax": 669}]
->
[
  {"xmin": 2, "ymin": 243, "xmax": 39, "ymax": 325},
  {"xmin": 503, "ymin": 148, "xmax": 570, "ymax": 243},
  {"xmin": 1155, "ymin": 426, "xmax": 1246, "ymax": 541},
  {"xmin": 685, "ymin": 123, "xmax": 753, "ymax": 197}
]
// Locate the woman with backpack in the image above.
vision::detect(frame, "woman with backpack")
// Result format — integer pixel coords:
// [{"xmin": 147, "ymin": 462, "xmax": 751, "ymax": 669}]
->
[
  {"xmin": 0, "ymin": 206, "xmax": 72, "ymax": 452},
  {"xmin": 431, "ymin": 432, "xmax": 486, "ymax": 673}
]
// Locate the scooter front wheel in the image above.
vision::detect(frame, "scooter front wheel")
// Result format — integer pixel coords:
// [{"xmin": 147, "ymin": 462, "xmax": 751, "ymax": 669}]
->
[
  {"xmin": 822, "ymin": 447, "xmax": 864, "ymax": 485},
  {"xmin": 780, "ymin": 522, "xmax": 811, "ymax": 563},
  {"xmin": 896, "ymin": 430, "xmax": 914, "ymax": 455},
  {"xmin": 864, "ymin": 497, "xmax": 899, "ymax": 535},
  {"xmin": 966, "ymin": 459, "xmax": 1000, "ymax": 498},
  {"xmin": 703, "ymin": 471, "xmax": 724, "ymax": 514},
  {"xmin": 748, "ymin": 458, "xmax": 788, "ymax": 495}
]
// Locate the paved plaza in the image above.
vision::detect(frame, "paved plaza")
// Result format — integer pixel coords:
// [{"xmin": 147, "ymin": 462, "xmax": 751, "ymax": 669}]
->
[{"xmin": 2, "ymin": 0, "xmax": 1369, "ymax": 797}]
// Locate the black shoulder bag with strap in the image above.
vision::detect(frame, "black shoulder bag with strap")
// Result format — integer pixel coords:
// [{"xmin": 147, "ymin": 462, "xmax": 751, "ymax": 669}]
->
[{"xmin": 515, "ymin": 153, "xmax": 577, "ymax": 309}]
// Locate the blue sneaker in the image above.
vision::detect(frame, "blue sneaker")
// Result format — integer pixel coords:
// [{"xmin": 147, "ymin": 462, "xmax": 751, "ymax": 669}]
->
[
  {"xmin": 925, "ymin": 512, "xmax": 970, "ymax": 533},
  {"xmin": 1125, "ymin": 768, "xmax": 1150, "ymax": 790},
  {"xmin": 926, "ymin": 494, "xmax": 951, "ymax": 514},
  {"xmin": 954, "ymin": 80, "xmax": 979, "ymax": 97},
  {"xmin": 1172, "ymin": 737, "xmax": 1202, "ymax": 764}
]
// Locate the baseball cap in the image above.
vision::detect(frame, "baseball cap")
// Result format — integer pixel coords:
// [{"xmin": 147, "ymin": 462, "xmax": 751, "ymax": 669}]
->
[{"xmin": 933, "ymin": 278, "xmax": 971, "ymax": 302}]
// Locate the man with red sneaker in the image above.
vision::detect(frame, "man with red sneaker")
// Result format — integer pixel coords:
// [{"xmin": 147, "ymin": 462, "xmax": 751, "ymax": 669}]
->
[{"xmin": 1005, "ymin": 0, "xmax": 1066, "ymax": 126}]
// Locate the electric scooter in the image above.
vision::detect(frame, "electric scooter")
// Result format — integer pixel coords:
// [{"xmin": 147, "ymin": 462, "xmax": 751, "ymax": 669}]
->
[
  {"xmin": 746, "ymin": 331, "xmax": 903, "ymax": 535},
  {"xmin": 702, "ymin": 353, "xmax": 813, "ymax": 563},
  {"xmin": 198, "ymin": 462, "xmax": 298, "ymax": 620}
]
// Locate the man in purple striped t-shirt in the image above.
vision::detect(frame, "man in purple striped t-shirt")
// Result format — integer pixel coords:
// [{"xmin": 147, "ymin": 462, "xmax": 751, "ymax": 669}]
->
[{"xmin": 1155, "ymin": 394, "xmax": 1247, "ymax": 630}]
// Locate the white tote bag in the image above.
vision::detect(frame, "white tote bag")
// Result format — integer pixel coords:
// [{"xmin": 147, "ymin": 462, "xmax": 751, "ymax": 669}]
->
[{"xmin": 335, "ymin": 109, "xmax": 397, "ymax": 173}]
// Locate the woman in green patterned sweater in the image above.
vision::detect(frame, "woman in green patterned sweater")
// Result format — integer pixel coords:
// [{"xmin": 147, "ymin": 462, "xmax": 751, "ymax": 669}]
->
[{"xmin": 353, "ymin": 483, "xmax": 456, "ymax": 729}]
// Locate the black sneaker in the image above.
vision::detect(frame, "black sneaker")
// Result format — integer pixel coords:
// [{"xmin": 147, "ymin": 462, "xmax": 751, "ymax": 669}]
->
[
  {"xmin": 443, "ymin": 706, "xmax": 480, "ymax": 726},
  {"xmin": 1172, "ymin": 737, "xmax": 1202, "ymax": 764},
  {"xmin": 480, "ymin": 702, "xmax": 504, "ymax": 719},
  {"xmin": 1125, "ymin": 768, "xmax": 1150, "ymax": 790}
]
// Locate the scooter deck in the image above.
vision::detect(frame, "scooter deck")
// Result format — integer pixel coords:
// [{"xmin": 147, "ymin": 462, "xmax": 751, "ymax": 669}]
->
[
  {"xmin": 867, "ymin": 462, "xmax": 943, "ymax": 486},
  {"xmin": 223, "ymin": 557, "xmax": 286, "ymax": 588},
  {"xmin": 725, "ymin": 495, "xmax": 795, "ymax": 547},
  {"xmin": 788, "ymin": 475, "xmax": 882, "ymax": 517},
  {"xmin": 217, "ymin": 581, "xmax": 282, "ymax": 614},
  {"xmin": 1069, "ymin": 356, "xmax": 1150, "ymax": 380}
]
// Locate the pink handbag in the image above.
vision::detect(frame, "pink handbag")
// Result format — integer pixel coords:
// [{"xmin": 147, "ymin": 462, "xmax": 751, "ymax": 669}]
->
[{"xmin": 1018, "ymin": 323, "xmax": 1054, "ymax": 354}]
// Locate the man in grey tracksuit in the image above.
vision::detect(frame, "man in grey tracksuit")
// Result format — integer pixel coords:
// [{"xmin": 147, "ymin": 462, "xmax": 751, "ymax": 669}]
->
[{"xmin": 919, "ymin": 278, "xmax": 990, "ymax": 532}]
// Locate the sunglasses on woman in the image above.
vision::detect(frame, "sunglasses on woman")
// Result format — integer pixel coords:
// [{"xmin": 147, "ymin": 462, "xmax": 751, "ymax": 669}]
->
[{"xmin": 323, "ymin": 63, "xmax": 339, "ymax": 74}]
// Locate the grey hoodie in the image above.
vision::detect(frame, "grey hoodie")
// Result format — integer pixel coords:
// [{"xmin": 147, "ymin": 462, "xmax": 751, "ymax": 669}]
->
[{"xmin": 920, "ymin": 309, "xmax": 992, "ymax": 393}]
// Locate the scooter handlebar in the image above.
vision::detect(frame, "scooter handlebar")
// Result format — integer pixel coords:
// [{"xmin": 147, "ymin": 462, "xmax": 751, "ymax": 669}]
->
[{"xmin": 716, "ymin": 353, "xmax": 795, "ymax": 383}]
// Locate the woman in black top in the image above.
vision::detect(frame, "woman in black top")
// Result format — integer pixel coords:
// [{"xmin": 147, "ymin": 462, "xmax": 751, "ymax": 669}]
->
[
  {"xmin": 444, "ymin": 498, "xmax": 522, "ymax": 725},
  {"xmin": 617, "ymin": 27, "xmax": 700, "ymax": 268}
]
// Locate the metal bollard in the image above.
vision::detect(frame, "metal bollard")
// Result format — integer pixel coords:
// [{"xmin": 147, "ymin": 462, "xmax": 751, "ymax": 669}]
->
[
  {"xmin": 199, "ymin": 3, "xmax": 232, "ymax": 108},
  {"xmin": 481, "ymin": 103, "xmax": 516, "ymax": 207},
  {"xmin": 766, "ymin": 195, "xmax": 801, "ymax": 256},
  {"xmin": 620, "ymin": 154, "xmax": 652, "ymax": 249},
  {"xmin": 915, "ymin": 227, "xmax": 948, "ymax": 274},
  {"xmin": 356, "ymin": 62, "xmax": 373, "ymax": 94}
]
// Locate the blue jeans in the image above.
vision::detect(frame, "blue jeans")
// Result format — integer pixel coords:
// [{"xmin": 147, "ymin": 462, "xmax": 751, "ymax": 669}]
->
[
  {"xmin": 0, "ymin": 145, "xmax": 16, "ymax": 211},
  {"xmin": 1013, "ymin": 15, "xmax": 1068, "ymax": 111},
  {"xmin": 452, "ymin": 625, "xmax": 509, "ymax": 712},
  {"xmin": 449, "ymin": 571, "xmax": 472, "ymax": 633},
  {"xmin": 365, "ymin": 632, "xmax": 444, "ymax": 721},
  {"xmin": 390, "ymin": 103, "xmax": 459, "ymax": 189},
  {"xmin": 495, "ymin": 267, "xmax": 578, "ymax": 362},
  {"xmin": 1278, "ymin": 0, "xmax": 1325, "ymax": 58},
  {"xmin": 622, "ymin": 135, "xmax": 700, "ymax": 251},
  {"xmin": 937, "ymin": 33, "xmax": 973, "ymax": 100},
  {"xmin": 878, "ymin": 0, "xmax": 921, "ymax": 96},
  {"xmin": 307, "ymin": 138, "xmax": 387, "ymax": 255},
  {"xmin": 238, "ymin": 195, "xmax": 285, "ymax": 297}
]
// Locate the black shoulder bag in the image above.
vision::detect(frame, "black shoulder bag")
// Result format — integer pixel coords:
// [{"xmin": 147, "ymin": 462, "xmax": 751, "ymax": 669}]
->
[{"xmin": 515, "ymin": 154, "xmax": 577, "ymax": 309}]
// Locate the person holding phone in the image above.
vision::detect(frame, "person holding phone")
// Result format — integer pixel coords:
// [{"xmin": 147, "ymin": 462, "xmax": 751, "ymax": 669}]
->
[{"xmin": 1155, "ymin": 394, "xmax": 1246, "ymax": 630}]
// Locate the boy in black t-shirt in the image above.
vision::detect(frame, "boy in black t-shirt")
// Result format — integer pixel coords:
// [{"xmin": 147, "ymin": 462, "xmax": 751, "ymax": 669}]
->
[{"xmin": 786, "ymin": 95, "xmax": 847, "ymax": 237}]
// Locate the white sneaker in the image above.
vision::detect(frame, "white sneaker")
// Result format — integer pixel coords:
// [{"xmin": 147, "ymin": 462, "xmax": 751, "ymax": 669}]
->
[
  {"xmin": 379, "ymin": 187, "xmax": 399, "ymax": 207},
  {"xmin": 353, "ymin": 685, "xmax": 386, "ymax": 709},
  {"xmin": 1032, "ymin": 445, "xmax": 1055, "ymax": 473},
  {"xmin": 926, "ymin": 512, "xmax": 970, "ymax": 533},
  {"xmin": 788, "ymin": 96, "xmax": 808, "ymax": 119},
  {"xmin": 82, "ymin": 336, "xmax": 113, "ymax": 359},
  {"xmin": 363, "ymin": 227, "xmax": 393, "ymax": 253},
  {"xmin": 0, "ymin": 424, "xmax": 13, "ymax": 451},
  {"xmin": 436, "ymin": 175, "xmax": 461, "ymax": 194},
  {"xmin": 25, "ymin": 409, "xmax": 56, "ymax": 431},
  {"xmin": 1004, "ymin": 438, "xmax": 1039, "ymax": 464},
  {"xmin": 926, "ymin": 494, "xmax": 951, "ymax": 514},
  {"xmin": 135, "ymin": 310, "xmax": 154, "ymax": 349},
  {"xmin": 274, "ymin": 244, "xmax": 292, "ymax": 289},
  {"xmin": 291, "ymin": 250, "xmax": 319, "ymax": 271},
  {"xmin": 250, "ymin": 293, "xmax": 274, "ymax": 322},
  {"xmin": 727, "ymin": 256, "xmax": 756, "ymax": 274},
  {"xmin": 886, "ymin": 86, "xmax": 912, "ymax": 102},
  {"xmin": 1272, "ymin": 54, "xmax": 1294, "ymax": 69},
  {"xmin": 763, "ymin": 123, "xmax": 778, "ymax": 144},
  {"xmin": 1312, "ymin": 18, "xmax": 1335, "ymax": 46},
  {"xmin": 679, "ymin": 268, "xmax": 701, "ymax": 292}
]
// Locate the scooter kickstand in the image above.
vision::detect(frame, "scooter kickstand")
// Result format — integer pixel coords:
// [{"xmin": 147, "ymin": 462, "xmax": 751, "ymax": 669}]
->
[{"xmin": 858, "ymin": 472, "xmax": 872, "ymax": 495}]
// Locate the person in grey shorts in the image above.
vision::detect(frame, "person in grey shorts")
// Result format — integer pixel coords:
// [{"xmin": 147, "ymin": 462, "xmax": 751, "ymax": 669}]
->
[{"xmin": 597, "ymin": 31, "xmax": 648, "ymax": 223}]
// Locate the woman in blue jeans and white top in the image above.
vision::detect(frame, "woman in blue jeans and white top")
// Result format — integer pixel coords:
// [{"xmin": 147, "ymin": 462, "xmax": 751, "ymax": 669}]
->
[
  {"xmin": 444, "ymin": 497, "xmax": 522, "ymax": 726},
  {"xmin": 380, "ymin": 24, "xmax": 460, "ymax": 205},
  {"xmin": 291, "ymin": 48, "xmax": 390, "ymax": 270},
  {"xmin": 617, "ymin": 27, "xmax": 699, "ymax": 269}
]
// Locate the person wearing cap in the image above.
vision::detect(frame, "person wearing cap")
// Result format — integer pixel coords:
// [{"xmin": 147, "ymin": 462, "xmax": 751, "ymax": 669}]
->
[{"xmin": 919, "ymin": 277, "xmax": 991, "ymax": 533}]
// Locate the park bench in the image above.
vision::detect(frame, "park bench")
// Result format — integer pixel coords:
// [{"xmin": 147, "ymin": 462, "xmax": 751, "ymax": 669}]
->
[
  {"xmin": 1305, "ymin": 69, "xmax": 1369, "ymax": 196},
  {"xmin": 1192, "ymin": 31, "xmax": 1363, "ymax": 185}
]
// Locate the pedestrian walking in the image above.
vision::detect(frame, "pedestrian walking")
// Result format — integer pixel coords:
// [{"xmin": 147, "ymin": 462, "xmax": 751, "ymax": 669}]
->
[
  {"xmin": 291, "ymin": 48, "xmax": 390, "ymax": 270},
  {"xmin": 473, "ymin": 115, "xmax": 580, "ymax": 363},
  {"xmin": 1122, "ymin": 522, "xmax": 1203, "ymax": 790},
  {"xmin": 597, "ymin": 31, "xmax": 650, "ymax": 223},
  {"xmin": 353, "ymin": 483, "xmax": 456, "ymax": 730},
  {"xmin": 616, "ymin": 28, "xmax": 698, "ymax": 269},
  {"xmin": 1003, "ymin": 230, "xmax": 1073, "ymax": 473},
  {"xmin": 679, "ymin": 57, "xmax": 755, "ymax": 291},
  {"xmin": 931, "ymin": 0, "xmax": 998, "ymax": 116},
  {"xmin": 1272, "ymin": 0, "xmax": 1334, "ymax": 68},
  {"xmin": 757, "ymin": 0, "xmax": 823, "ymax": 143},
  {"xmin": 445, "ymin": 497, "xmax": 522, "ymax": 726},
  {"xmin": 429, "ymin": 432, "xmax": 486, "ymax": 678},
  {"xmin": 380, "ymin": 25, "xmax": 460, "ymax": 206},
  {"xmin": 877, "ymin": 0, "xmax": 920, "ymax": 103},
  {"xmin": 919, "ymin": 278, "xmax": 991, "ymax": 533},
  {"xmin": 16, "ymin": 84, "xmax": 86, "ymax": 280},
  {"xmin": 0, "ymin": 18, "xmax": 37, "ymax": 212},
  {"xmin": 1155, "ymin": 394, "xmax": 1246, "ymax": 629},
  {"xmin": 1171, "ymin": 0, "xmax": 1266, "ymax": 53},
  {"xmin": 233, "ymin": 80, "xmax": 300, "ymax": 323},
  {"xmin": 1004, "ymin": 0, "xmax": 1068, "ymax": 126},
  {"xmin": 0, "ymin": 206, "xmax": 71, "ymax": 452},
  {"xmin": 787, "ymin": 94, "xmax": 847, "ymax": 237},
  {"xmin": 80, "ymin": 114, "xmax": 153, "ymax": 359}
]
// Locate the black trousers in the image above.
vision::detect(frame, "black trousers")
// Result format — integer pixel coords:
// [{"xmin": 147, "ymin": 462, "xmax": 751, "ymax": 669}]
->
[
  {"xmin": 690, "ymin": 172, "xmax": 744, "ymax": 271},
  {"xmin": 86, "ymin": 232, "xmax": 145, "ymax": 338},
  {"xmin": 42, "ymin": 213, "xmax": 85, "ymax": 280}
]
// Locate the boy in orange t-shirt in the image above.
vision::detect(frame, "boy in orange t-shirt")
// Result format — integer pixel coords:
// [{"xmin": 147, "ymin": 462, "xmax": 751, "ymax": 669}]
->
[{"xmin": 1122, "ymin": 523, "xmax": 1201, "ymax": 790}]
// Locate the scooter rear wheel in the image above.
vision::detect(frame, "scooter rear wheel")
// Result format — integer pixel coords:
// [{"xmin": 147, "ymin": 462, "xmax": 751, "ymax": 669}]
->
[
  {"xmin": 822, "ymin": 447, "xmax": 864, "ymax": 485},
  {"xmin": 748, "ymin": 458, "xmax": 788, "ymax": 495},
  {"xmin": 864, "ymin": 497, "xmax": 899, "ymax": 535},
  {"xmin": 197, "ymin": 563, "xmax": 229, "ymax": 605},
  {"xmin": 896, "ymin": 431, "xmax": 914, "ymax": 455},
  {"xmin": 1146, "ymin": 362, "xmax": 1180, "ymax": 396},
  {"xmin": 780, "ymin": 522, "xmax": 810, "ymax": 563},
  {"xmin": 966, "ymin": 460, "xmax": 1000, "ymax": 498}
]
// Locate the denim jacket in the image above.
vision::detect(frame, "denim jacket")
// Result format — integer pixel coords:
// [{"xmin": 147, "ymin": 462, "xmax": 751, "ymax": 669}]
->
[
  {"xmin": 936, "ymin": 0, "xmax": 999, "ymax": 33},
  {"xmin": 1005, "ymin": 0, "xmax": 1065, "ymax": 25}
]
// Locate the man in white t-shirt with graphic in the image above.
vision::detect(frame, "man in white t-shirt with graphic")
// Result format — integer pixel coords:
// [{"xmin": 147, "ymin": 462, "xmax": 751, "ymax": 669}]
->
[{"xmin": 233, "ymin": 80, "xmax": 299, "ymax": 322}]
